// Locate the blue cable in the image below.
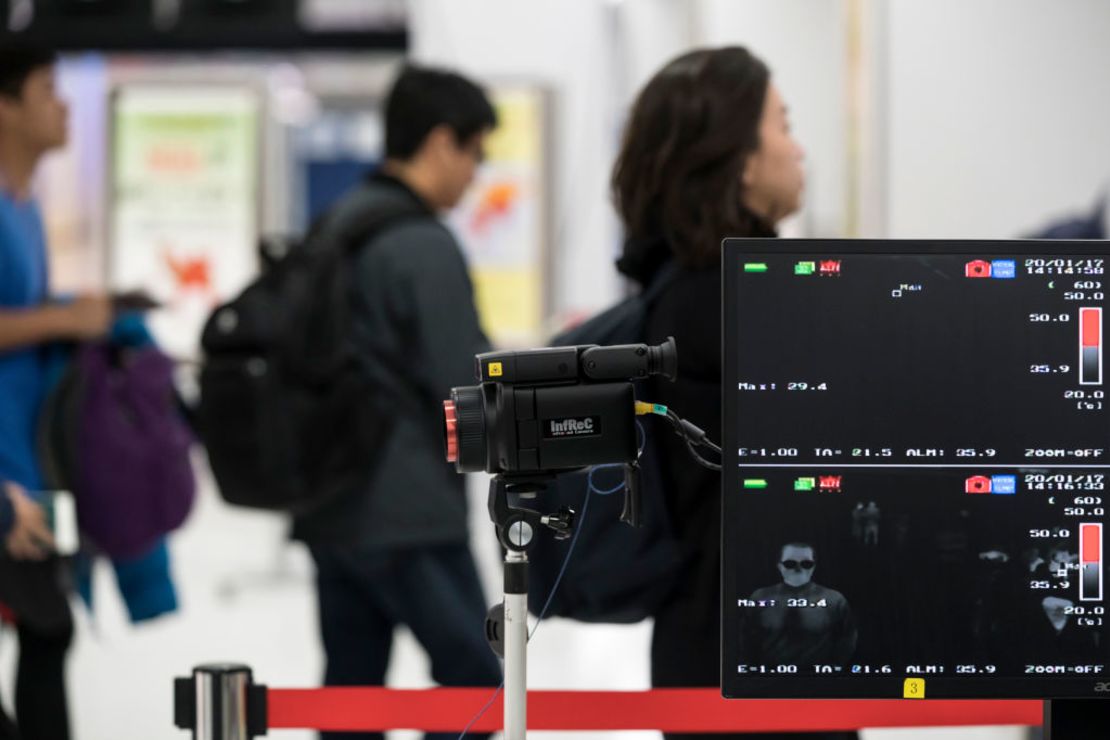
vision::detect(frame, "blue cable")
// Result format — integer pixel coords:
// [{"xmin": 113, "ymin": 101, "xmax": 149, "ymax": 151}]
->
[
  {"xmin": 455, "ymin": 680, "xmax": 504, "ymax": 739},
  {"xmin": 532, "ymin": 419, "xmax": 644, "ymax": 631}
]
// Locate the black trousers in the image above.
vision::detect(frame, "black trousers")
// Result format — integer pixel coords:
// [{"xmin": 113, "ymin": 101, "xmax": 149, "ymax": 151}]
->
[
  {"xmin": 653, "ymin": 595, "xmax": 857, "ymax": 740},
  {"xmin": 0, "ymin": 612, "xmax": 73, "ymax": 740},
  {"xmin": 310, "ymin": 543, "xmax": 502, "ymax": 740}
]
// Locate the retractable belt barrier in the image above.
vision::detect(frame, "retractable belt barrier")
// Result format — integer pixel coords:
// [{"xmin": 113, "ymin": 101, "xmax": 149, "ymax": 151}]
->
[
  {"xmin": 174, "ymin": 665, "xmax": 1042, "ymax": 737},
  {"xmin": 268, "ymin": 687, "xmax": 1042, "ymax": 733}
]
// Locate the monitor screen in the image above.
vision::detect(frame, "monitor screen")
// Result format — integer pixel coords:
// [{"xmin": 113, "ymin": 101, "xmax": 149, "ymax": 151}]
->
[{"xmin": 722, "ymin": 240, "xmax": 1110, "ymax": 699}]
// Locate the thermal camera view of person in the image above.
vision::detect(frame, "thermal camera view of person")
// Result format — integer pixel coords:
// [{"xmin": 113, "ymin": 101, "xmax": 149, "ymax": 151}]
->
[{"xmin": 738, "ymin": 543, "xmax": 858, "ymax": 669}]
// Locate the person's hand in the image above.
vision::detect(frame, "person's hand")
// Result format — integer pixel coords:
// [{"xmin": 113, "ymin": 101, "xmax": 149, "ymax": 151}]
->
[
  {"xmin": 61, "ymin": 295, "xmax": 112, "ymax": 340},
  {"xmin": 4, "ymin": 482, "xmax": 54, "ymax": 560}
]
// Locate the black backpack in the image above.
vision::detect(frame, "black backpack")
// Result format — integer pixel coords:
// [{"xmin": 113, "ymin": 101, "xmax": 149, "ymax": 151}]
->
[
  {"xmin": 527, "ymin": 265, "xmax": 686, "ymax": 623},
  {"xmin": 196, "ymin": 193, "xmax": 423, "ymax": 513}
]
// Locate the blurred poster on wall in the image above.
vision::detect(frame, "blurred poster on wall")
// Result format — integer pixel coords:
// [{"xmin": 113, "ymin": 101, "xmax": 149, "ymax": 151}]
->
[
  {"xmin": 109, "ymin": 85, "xmax": 260, "ymax": 360},
  {"xmin": 449, "ymin": 86, "xmax": 550, "ymax": 347}
]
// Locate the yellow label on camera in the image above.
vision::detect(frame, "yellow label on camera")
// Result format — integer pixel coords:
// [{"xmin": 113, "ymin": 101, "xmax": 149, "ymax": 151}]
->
[
  {"xmin": 488, "ymin": 362, "xmax": 503, "ymax": 378},
  {"xmin": 903, "ymin": 678, "xmax": 925, "ymax": 699}
]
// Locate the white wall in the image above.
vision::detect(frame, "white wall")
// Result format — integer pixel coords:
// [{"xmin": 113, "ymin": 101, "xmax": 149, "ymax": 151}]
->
[
  {"xmin": 612, "ymin": 0, "xmax": 698, "ymax": 108},
  {"xmin": 884, "ymin": 0, "xmax": 1110, "ymax": 238}
]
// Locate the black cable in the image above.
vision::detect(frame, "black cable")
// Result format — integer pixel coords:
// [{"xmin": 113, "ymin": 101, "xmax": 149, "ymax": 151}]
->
[
  {"xmin": 685, "ymin": 443, "xmax": 722, "ymax": 471},
  {"xmin": 663, "ymin": 409, "xmax": 722, "ymax": 471}
]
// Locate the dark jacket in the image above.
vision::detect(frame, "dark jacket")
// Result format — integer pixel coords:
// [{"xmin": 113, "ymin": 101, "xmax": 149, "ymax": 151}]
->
[
  {"xmin": 643, "ymin": 259, "xmax": 725, "ymax": 646},
  {"xmin": 618, "ymin": 233, "xmax": 760, "ymax": 652},
  {"xmin": 292, "ymin": 173, "xmax": 490, "ymax": 548},
  {"xmin": 619, "ymin": 233, "xmax": 736, "ymax": 689},
  {"xmin": 633, "ymin": 234, "xmax": 859, "ymax": 740}
]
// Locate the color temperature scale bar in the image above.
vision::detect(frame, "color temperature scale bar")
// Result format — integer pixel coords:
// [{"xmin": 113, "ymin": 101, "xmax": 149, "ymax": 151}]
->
[
  {"xmin": 1080, "ymin": 307, "xmax": 1102, "ymax": 385},
  {"xmin": 1080, "ymin": 523, "xmax": 1103, "ymax": 602}
]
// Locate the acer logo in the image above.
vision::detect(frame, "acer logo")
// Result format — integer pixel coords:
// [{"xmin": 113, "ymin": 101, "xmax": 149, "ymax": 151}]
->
[{"xmin": 1094, "ymin": 682, "xmax": 1110, "ymax": 693}]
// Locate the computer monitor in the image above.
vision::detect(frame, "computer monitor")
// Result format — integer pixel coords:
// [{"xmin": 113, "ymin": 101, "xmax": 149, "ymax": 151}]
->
[{"xmin": 722, "ymin": 239, "xmax": 1110, "ymax": 699}]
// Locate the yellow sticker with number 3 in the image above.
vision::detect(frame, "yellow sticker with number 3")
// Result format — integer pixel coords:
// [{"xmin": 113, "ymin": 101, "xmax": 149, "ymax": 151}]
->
[{"xmin": 903, "ymin": 678, "xmax": 925, "ymax": 699}]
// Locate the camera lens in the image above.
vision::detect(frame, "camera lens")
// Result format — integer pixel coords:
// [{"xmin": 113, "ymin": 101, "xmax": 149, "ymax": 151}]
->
[
  {"xmin": 445, "ymin": 386, "xmax": 487, "ymax": 472},
  {"xmin": 443, "ymin": 400, "xmax": 460, "ymax": 463}
]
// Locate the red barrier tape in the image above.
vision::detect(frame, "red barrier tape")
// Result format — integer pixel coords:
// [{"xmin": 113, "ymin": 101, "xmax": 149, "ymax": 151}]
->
[{"xmin": 268, "ymin": 688, "xmax": 1042, "ymax": 733}]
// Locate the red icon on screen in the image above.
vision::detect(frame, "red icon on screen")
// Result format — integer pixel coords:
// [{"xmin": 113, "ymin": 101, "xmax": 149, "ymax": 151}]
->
[
  {"xmin": 819, "ymin": 476, "xmax": 842, "ymax": 491},
  {"xmin": 819, "ymin": 260, "xmax": 842, "ymax": 275},
  {"xmin": 965, "ymin": 260, "xmax": 992, "ymax": 278},
  {"xmin": 965, "ymin": 475, "xmax": 992, "ymax": 494}
]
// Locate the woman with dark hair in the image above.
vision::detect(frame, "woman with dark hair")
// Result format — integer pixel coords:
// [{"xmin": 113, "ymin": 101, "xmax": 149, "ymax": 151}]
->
[{"xmin": 613, "ymin": 48, "xmax": 854, "ymax": 740}]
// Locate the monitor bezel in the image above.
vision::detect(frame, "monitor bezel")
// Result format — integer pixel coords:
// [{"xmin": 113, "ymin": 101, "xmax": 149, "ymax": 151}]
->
[{"xmin": 721, "ymin": 238, "xmax": 1110, "ymax": 699}]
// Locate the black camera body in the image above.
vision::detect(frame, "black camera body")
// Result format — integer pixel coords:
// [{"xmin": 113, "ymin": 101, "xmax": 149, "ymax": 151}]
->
[{"xmin": 445, "ymin": 339, "xmax": 676, "ymax": 477}]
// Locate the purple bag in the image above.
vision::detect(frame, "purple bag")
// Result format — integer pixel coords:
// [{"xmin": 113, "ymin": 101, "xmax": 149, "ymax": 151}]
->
[{"xmin": 67, "ymin": 344, "xmax": 196, "ymax": 559}]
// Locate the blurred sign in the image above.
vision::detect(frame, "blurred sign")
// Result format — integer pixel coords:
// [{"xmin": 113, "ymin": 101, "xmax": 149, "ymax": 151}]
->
[
  {"xmin": 108, "ymin": 85, "xmax": 260, "ymax": 360},
  {"xmin": 449, "ymin": 86, "xmax": 551, "ymax": 347}
]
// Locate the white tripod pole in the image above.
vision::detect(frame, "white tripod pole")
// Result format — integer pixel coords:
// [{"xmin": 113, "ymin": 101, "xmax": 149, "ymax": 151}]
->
[{"xmin": 503, "ymin": 548, "xmax": 529, "ymax": 740}]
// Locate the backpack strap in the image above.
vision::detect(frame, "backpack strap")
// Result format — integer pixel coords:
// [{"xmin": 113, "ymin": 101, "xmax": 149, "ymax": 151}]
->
[
  {"xmin": 324, "ymin": 186, "xmax": 447, "ymax": 412},
  {"xmin": 328, "ymin": 186, "xmax": 431, "ymax": 257}
]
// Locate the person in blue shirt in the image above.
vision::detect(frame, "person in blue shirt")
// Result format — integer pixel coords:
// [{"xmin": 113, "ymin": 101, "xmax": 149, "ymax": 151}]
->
[{"xmin": 0, "ymin": 48, "xmax": 111, "ymax": 740}]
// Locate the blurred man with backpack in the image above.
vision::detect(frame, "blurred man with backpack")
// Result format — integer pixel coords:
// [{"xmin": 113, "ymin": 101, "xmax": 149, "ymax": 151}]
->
[
  {"xmin": 0, "ymin": 47, "xmax": 112, "ymax": 740},
  {"xmin": 290, "ymin": 65, "xmax": 501, "ymax": 740}
]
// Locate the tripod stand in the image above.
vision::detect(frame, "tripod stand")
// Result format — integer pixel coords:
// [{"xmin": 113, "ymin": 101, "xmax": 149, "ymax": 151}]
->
[{"xmin": 484, "ymin": 475, "xmax": 574, "ymax": 740}]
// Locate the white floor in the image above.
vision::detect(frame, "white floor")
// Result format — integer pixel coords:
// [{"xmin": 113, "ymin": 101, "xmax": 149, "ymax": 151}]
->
[{"xmin": 0, "ymin": 466, "xmax": 1036, "ymax": 740}]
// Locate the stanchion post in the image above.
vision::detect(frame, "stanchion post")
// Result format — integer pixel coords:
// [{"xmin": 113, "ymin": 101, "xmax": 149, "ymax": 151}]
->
[{"xmin": 174, "ymin": 664, "xmax": 268, "ymax": 739}]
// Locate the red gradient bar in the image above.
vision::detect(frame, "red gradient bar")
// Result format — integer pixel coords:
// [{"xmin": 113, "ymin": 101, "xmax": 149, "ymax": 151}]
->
[
  {"xmin": 1082, "ymin": 308, "xmax": 1101, "ymax": 347},
  {"xmin": 1083, "ymin": 524, "xmax": 1102, "ymax": 563},
  {"xmin": 268, "ymin": 688, "xmax": 1042, "ymax": 733},
  {"xmin": 1081, "ymin": 523, "xmax": 1103, "ymax": 601},
  {"xmin": 1080, "ymin": 308, "xmax": 1103, "ymax": 385}
]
